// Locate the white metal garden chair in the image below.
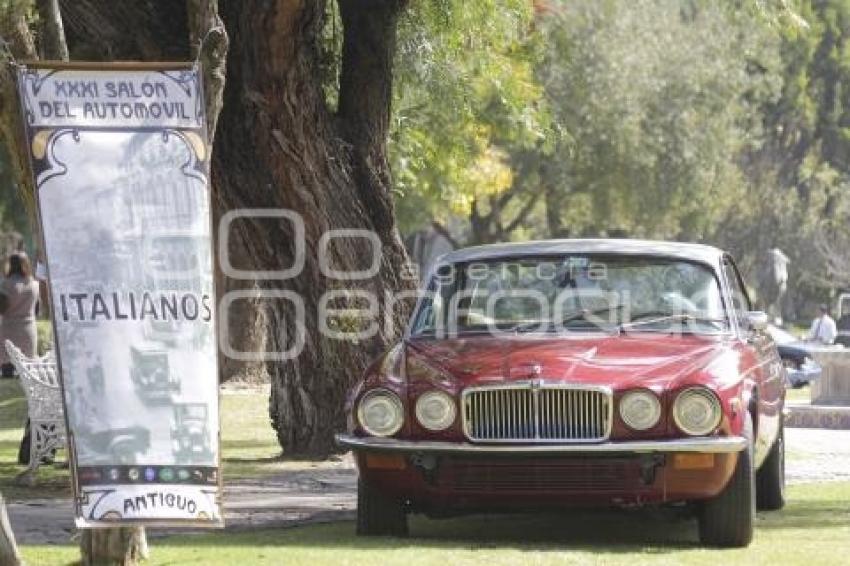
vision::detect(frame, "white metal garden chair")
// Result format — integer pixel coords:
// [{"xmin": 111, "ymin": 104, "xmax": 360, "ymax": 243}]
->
[{"xmin": 5, "ymin": 340, "xmax": 66, "ymax": 485}]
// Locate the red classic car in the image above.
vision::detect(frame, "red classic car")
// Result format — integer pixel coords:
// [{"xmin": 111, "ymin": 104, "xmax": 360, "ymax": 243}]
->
[{"xmin": 337, "ymin": 239, "xmax": 785, "ymax": 547}]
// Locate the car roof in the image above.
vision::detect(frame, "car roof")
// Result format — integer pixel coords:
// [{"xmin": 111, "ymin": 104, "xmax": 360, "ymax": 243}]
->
[{"xmin": 439, "ymin": 238, "xmax": 726, "ymax": 267}]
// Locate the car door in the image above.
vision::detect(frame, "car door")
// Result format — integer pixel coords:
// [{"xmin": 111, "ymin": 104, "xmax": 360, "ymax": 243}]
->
[{"xmin": 722, "ymin": 255, "xmax": 783, "ymax": 466}]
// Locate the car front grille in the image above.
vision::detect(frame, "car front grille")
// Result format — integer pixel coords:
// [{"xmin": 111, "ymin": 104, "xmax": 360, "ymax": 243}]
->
[{"xmin": 462, "ymin": 383, "xmax": 612, "ymax": 442}]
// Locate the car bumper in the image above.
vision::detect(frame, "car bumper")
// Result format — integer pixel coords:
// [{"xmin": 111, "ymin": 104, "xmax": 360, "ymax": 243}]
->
[
  {"xmin": 335, "ymin": 433, "xmax": 747, "ymax": 454},
  {"xmin": 337, "ymin": 434, "xmax": 744, "ymax": 508}
]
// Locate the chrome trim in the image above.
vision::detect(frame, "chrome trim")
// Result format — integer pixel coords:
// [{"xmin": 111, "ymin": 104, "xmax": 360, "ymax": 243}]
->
[
  {"xmin": 461, "ymin": 382, "xmax": 613, "ymax": 443},
  {"xmin": 336, "ymin": 433, "xmax": 747, "ymax": 454}
]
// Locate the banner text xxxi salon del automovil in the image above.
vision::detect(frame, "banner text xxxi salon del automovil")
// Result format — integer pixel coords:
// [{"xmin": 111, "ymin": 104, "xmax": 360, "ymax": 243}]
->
[{"xmin": 17, "ymin": 63, "xmax": 222, "ymax": 527}]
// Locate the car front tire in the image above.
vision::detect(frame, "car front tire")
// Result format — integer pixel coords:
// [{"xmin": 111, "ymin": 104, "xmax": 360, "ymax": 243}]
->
[
  {"xmin": 756, "ymin": 420, "xmax": 786, "ymax": 511},
  {"xmin": 698, "ymin": 415, "xmax": 755, "ymax": 548},
  {"xmin": 356, "ymin": 478, "xmax": 408, "ymax": 537}
]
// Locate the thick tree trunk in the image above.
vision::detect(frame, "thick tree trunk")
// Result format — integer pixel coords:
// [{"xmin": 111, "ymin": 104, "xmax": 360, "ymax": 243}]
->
[{"xmin": 214, "ymin": 0, "xmax": 413, "ymax": 456}]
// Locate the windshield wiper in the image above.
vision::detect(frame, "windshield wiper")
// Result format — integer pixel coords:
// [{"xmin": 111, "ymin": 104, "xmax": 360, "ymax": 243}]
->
[
  {"xmin": 560, "ymin": 304, "xmax": 627, "ymax": 325},
  {"xmin": 510, "ymin": 304, "xmax": 625, "ymax": 334},
  {"xmin": 620, "ymin": 313, "xmax": 727, "ymax": 332}
]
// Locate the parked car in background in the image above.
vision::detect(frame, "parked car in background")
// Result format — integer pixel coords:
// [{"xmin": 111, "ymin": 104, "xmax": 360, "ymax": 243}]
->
[
  {"xmin": 765, "ymin": 325, "xmax": 822, "ymax": 388},
  {"xmin": 338, "ymin": 239, "xmax": 786, "ymax": 548}
]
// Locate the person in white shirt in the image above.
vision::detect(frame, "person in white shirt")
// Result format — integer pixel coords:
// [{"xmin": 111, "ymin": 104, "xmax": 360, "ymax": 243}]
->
[{"xmin": 808, "ymin": 304, "xmax": 837, "ymax": 345}]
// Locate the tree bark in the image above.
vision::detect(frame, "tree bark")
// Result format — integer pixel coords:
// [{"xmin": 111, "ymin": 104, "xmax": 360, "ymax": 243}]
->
[
  {"xmin": 79, "ymin": 528, "xmax": 148, "ymax": 566},
  {"xmin": 187, "ymin": 0, "xmax": 228, "ymax": 141},
  {"xmin": 0, "ymin": 1, "xmax": 39, "ymax": 215},
  {"xmin": 214, "ymin": 0, "xmax": 414, "ymax": 455},
  {"xmin": 36, "ymin": 0, "xmax": 69, "ymax": 60}
]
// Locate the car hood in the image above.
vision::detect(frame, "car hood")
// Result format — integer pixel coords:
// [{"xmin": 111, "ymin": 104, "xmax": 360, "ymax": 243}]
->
[{"xmin": 405, "ymin": 332, "xmax": 732, "ymax": 392}]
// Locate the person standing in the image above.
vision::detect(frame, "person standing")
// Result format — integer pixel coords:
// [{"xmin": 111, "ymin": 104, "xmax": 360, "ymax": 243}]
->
[
  {"xmin": 807, "ymin": 303, "xmax": 837, "ymax": 345},
  {"xmin": 0, "ymin": 252, "xmax": 40, "ymax": 378}
]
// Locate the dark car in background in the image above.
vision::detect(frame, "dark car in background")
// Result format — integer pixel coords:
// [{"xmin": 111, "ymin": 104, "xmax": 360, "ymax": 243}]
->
[{"xmin": 765, "ymin": 325, "xmax": 822, "ymax": 388}]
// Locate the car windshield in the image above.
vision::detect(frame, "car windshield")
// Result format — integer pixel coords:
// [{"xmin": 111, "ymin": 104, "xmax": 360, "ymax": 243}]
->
[{"xmin": 411, "ymin": 255, "xmax": 729, "ymax": 336}]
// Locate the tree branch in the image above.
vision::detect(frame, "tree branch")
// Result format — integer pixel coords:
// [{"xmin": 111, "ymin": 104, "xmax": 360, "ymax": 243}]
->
[
  {"xmin": 0, "ymin": 1, "xmax": 39, "ymax": 215},
  {"xmin": 429, "ymin": 220, "xmax": 459, "ymax": 249},
  {"xmin": 504, "ymin": 187, "xmax": 543, "ymax": 234},
  {"xmin": 336, "ymin": 0, "xmax": 406, "ymax": 149},
  {"xmin": 36, "ymin": 0, "xmax": 68, "ymax": 60},
  {"xmin": 187, "ymin": 0, "xmax": 228, "ymax": 141},
  {"xmin": 336, "ymin": 0, "xmax": 408, "ymax": 236}
]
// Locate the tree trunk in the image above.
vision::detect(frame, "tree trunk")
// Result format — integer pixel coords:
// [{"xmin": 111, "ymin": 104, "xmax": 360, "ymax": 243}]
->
[
  {"xmin": 0, "ymin": 2, "xmax": 39, "ymax": 214},
  {"xmin": 544, "ymin": 179, "xmax": 567, "ymax": 238},
  {"xmin": 79, "ymin": 528, "xmax": 148, "ymax": 566},
  {"xmin": 214, "ymin": 0, "xmax": 414, "ymax": 455},
  {"xmin": 0, "ymin": 493, "xmax": 22, "ymax": 566},
  {"xmin": 36, "ymin": 0, "xmax": 69, "ymax": 60}
]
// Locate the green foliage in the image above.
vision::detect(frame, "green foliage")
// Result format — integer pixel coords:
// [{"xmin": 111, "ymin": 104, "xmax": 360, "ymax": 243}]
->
[
  {"xmin": 384, "ymin": 0, "xmax": 850, "ymax": 318},
  {"xmin": 36, "ymin": 319, "xmax": 52, "ymax": 355},
  {"xmin": 713, "ymin": 0, "xmax": 850, "ymax": 311},
  {"xmin": 536, "ymin": 0, "xmax": 782, "ymax": 240},
  {"xmin": 390, "ymin": 0, "xmax": 550, "ymax": 230},
  {"xmin": 0, "ymin": 143, "xmax": 33, "ymax": 251}
]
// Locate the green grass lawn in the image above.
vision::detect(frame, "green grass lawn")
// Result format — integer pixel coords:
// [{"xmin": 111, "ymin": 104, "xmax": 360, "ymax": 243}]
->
[
  {"xmin": 785, "ymin": 385, "xmax": 811, "ymax": 404},
  {"xmin": 5, "ymin": 380, "xmax": 850, "ymax": 565},
  {"xmin": 17, "ymin": 481, "xmax": 850, "ymax": 565},
  {"xmin": 0, "ymin": 381, "xmax": 284, "ymax": 500},
  {"xmin": 0, "ymin": 380, "xmax": 70, "ymax": 499}
]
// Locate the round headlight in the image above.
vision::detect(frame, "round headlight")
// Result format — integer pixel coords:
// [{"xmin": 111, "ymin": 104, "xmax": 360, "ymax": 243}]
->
[
  {"xmin": 415, "ymin": 391, "xmax": 456, "ymax": 431},
  {"xmin": 357, "ymin": 390, "xmax": 404, "ymax": 437},
  {"xmin": 619, "ymin": 390, "xmax": 661, "ymax": 430},
  {"xmin": 673, "ymin": 387, "xmax": 722, "ymax": 436}
]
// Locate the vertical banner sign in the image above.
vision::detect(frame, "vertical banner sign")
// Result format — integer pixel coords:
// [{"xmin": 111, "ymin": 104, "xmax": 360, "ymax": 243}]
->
[{"xmin": 16, "ymin": 63, "xmax": 222, "ymax": 527}]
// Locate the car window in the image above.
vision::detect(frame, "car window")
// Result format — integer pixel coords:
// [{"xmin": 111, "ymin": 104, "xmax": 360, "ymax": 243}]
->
[{"xmin": 412, "ymin": 255, "xmax": 728, "ymax": 335}]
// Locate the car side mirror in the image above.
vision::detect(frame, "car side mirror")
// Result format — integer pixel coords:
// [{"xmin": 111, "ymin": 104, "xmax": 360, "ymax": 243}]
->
[{"xmin": 744, "ymin": 311, "xmax": 768, "ymax": 332}]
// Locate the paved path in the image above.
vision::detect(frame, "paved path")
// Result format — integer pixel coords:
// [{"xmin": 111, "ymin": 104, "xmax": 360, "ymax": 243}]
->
[
  {"xmin": 8, "ymin": 460, "xmax": 357, "ymax": 545},
  {"xmin": 785, "ymin": 428, "xmax": 850, "ymax": 484},
  {"xmin": 8, "ymin": 429, "xmax": 850, "ymax": 545}
]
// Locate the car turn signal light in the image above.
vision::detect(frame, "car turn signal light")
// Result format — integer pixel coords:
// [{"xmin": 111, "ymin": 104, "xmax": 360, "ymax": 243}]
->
[
  {"xmin": 364, "ymin": 454, "xmax": 407, "ymax": 470},
  {"xmin": 673, "ymin": 453, "xmax": 715, "ymax": 470}
]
